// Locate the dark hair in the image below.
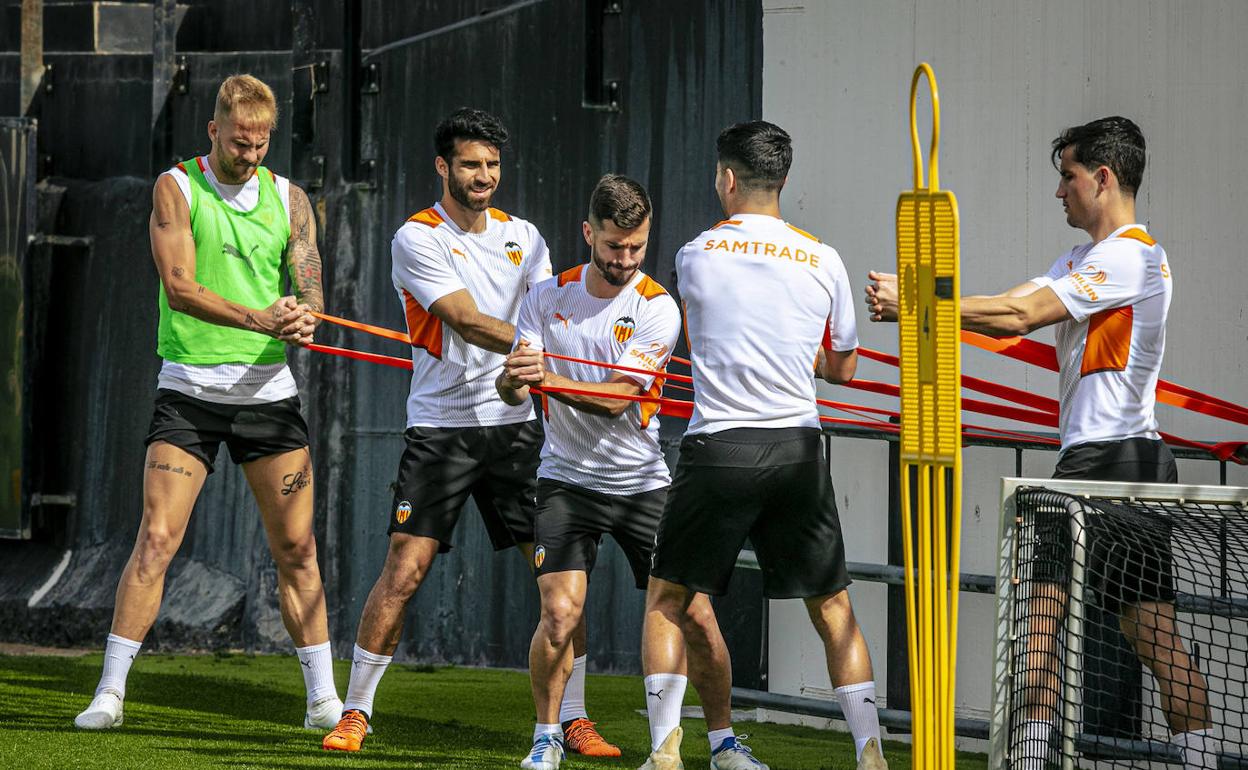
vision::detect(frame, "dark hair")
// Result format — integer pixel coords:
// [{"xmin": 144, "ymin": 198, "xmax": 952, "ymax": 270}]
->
[
  {"xmin": 1051, "ymin": 116, "xmax": 1146, "ymax": 196},
  {"xmin": 716, "ymin": 120, "xmax": 792, "ymax": 193},
  {"xmin": 434, "ymin": 108, "xmax": 509, "ymax": 162},
  {"xmin": 588, "ymin": 174, "xmax": 652, "ymax": 229}
]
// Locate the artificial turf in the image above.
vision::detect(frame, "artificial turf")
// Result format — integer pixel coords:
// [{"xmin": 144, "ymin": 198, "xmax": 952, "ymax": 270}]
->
[{"xmin": 0, "ymin": 651, "xmax": 988, "ymax": 769}]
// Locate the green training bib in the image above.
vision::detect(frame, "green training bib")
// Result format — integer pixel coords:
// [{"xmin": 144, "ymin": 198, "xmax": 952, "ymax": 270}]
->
[{"xmin": 156, "ymin": 157, "xmax": 291, "ymax": 365}]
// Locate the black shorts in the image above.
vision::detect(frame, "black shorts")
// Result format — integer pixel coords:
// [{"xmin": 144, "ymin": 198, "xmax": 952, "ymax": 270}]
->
[
  {"xmin": 651, "ymin": 427, "xmax": 851, "ymax": 599},
  {"xmin": 387, "ymin": 420, "xmax": 541, "ymax": 552},
  {"xmin": 1033, "ymin": 437, "xmax": 1178, "ymax": 609},
  {"xmin": 533, "ymin": 478, "xmax": 665, "ymax": 590},
  {"xmin": 144, "ymin": 388, "xmax": 310, "ymax": 473}
]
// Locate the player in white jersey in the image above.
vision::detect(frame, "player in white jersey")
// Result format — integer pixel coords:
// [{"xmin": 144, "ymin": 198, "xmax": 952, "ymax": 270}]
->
[
  {"xmin": 867, "ymin": 117, "xmax": 1214, "ymax": 769},
  {"xmin": 641, "ymin": 122, "xmax": 887, "ymax": 770},
  {"xmin": 323, "ymin": 108, "xmax": 612, "ymax": 756},
  {"xmin": 73, "ymin": 75, "xmax": 343, "ymax": 734},
  {"xmin": 497, "ymin": 175, "xmax": 735, "ymax": 770}
]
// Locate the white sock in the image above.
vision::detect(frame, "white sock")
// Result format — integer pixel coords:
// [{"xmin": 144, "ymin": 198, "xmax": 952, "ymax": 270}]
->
[
  {"xmin": 708, "ymin": 727, "xmax": 735, "ymax": 753},
  {"xmin": 558, "ymin": 655, "xmax": 589, "ymax": 724},
  {"xmin": 644, "ymin": 673, "xmax": 688, "ymax": 751},
  {"xmin": 834, "ymin": 681, "xmax": 882, "ymax": 760},
  {"xmin": 295, "ymin": 641, "xmax": 338, "ymax": 706},
  {"xmin": 1172, "ymin": 729, "xmax": 1219, "ymax": 770},
  {"xmin": 342, "ymin": 644, "xmax": 392, "ymax": 718},
  {"xmin": 1019, "ymin": 719, "xmax": 1053, "ymax": 770},
  {"xmin": 97, "ymin": 634, "xmax": 142, "ymax": 697},
  {"xmin": 533, "ymin": 722, "xmax": 561, "ymax": 742}
]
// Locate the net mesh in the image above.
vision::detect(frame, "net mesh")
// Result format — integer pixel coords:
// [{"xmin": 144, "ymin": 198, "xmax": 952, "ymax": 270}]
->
[{"xmin": 1006, "ymin": 487, "xmax": 1248, "ymax": 769}]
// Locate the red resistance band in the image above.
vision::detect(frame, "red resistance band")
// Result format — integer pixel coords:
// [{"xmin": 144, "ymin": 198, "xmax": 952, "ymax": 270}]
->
[{"xmin": 307, "ymin": 312, "xmax": 1246, "ymax": 462}]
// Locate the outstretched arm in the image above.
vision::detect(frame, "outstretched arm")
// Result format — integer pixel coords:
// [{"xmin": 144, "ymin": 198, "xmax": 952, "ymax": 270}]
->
[
  {"xmin": 864, "ymin": 270, "xmax": 1069, "ymax": 336},
  {"xmin": 150, "ymin": 174, "xmax": 306, "ymax": 341}
]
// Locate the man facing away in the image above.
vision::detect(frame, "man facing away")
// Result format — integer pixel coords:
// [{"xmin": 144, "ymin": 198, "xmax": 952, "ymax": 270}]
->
[
  {"xmin": 75, "ymin": 74, "xmax": 341, "ymax": 731},
  {"xmin": 640, "ymin": 121, "xmax": 888, "ymax": 770},
  {"xmin": 866, "ymin": 116, "xmax": 1216, "ymax": 769},
  {"xmin": 497, "ymin": 174, "xmax": 735, "ymax": 770},
  {"xmin": 322, "ymin": 109, "xmax": 615, "ymax": 757}
]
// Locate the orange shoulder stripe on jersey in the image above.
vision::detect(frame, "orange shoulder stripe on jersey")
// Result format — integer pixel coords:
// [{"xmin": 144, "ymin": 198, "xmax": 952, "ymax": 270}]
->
[
  {"xmin": 175, "ymin": 162, "xmax": 189, "ymax": 175},
  {"xmin": 634, "ymin": 274, "xmax": 668, "ymax": 300},
  {"xmin": 786, "ymin": 223, "xmax": 821, "ymax": 243},
  {"xmin": 407, "ymin": 207, "xmax": 444, "ymax": 228},
  {"xmin": 711, "ymin": 219, "xmax": 742, "ymax": 230},
  {"xmin": 1117, "ymin": 227, "xmax": 1157, "ymax": 246},
  {"xmin": 557, "ymin": 264, "xmax": 585, "ymax": 286},
  {"xmin": 488, "ymin": 207, "xmax": 511, "ymax": 222},
  {"xmin": 195, "ymin": 156, "xmax": 208, "ymax": 173},
  {"xmin": 1081, "ymin": 306, "xmax": 1133, "ymax": 376},
  {"xmin": 402, "ymin": 289, "xmax": 443, "ymax": 360}
]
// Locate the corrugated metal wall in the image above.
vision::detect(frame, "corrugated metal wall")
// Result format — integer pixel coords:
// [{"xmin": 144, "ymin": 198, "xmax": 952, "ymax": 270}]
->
[{"xmin": 0, "ymin": 0, "xmax": 765, "ymax": 674}]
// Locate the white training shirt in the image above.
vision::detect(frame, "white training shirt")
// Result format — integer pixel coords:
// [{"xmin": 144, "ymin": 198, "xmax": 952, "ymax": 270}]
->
[
  {"xmin": 392, "ymin": 202, "xmax": 552, "ymax": 428},
  {"xmin": 514, "ymin": 264, "xmax": 680, "ymax": 495},
  {"xmin": 156, "ymin": 158, "xmax": 298, "ymax": 405},
  {"xmin": 676, "ymin": 213, "xmax": 858, "ymax": 434},
  {"xmin": 1030, "ymin": 224, "xmax": 1172, "ymax": 451}
]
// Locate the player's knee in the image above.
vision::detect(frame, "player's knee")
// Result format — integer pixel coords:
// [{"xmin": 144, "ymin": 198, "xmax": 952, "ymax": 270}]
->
[
  {"xmin": 272, "ymin": 533, "xmax": 318, "ymax": 573},
  {"xmin": 805, "ymin": 590, "xmax": 855, "ymax": 641},
  {"xmin": 541, "ymin": 595, "xmax": 582, "ymax": 646},
  {"xmin": 680, "ymin": 598, "xmax": 718, "ymax": 642},
  {"xmin": 133, "ymin": 527, "xmax": 179, "ymax": 579},
  {"xmin": 644, "ymin": 578, "xmax": 688, "ymax": 615},
  {"xmin": 380, "ymin": 551, "xmax": 430, "ymax": 598}
]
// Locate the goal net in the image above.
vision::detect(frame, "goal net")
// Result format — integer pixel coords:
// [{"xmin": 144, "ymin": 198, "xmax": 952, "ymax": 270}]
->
[{"xmin": 991, "ymin": 478, "xmax": 1248, "ymax": 769}]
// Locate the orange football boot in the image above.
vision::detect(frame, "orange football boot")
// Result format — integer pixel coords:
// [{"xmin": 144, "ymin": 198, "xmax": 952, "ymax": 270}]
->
[
  {"xmin": 322, "ymin": 709, "xmax": 369, "ymax": 752},
  {"xmin": 563, "ymin": 718, "xmax": 622, "ymax": 757}
]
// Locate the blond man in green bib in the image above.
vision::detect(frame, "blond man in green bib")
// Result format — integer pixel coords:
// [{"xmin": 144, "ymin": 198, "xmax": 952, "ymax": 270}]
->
[{"xmin": 74, "ymin": 74, "xmax": 342, "ymax": 731}]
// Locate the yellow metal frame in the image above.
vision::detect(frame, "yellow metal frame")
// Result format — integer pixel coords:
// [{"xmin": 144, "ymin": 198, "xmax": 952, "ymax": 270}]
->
[{"xmin": 897, "ymin": 62, "xmax": 963, "ymax": 770}]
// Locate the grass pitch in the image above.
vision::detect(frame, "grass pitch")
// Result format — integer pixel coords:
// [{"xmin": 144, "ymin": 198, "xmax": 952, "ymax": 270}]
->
[{"xmin": 0, "ymin": 650, "xmax": 987, "ymax": 769}]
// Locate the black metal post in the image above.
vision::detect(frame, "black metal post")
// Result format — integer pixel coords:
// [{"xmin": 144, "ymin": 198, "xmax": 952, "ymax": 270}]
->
[{"xmin": 885, "ymin": 416, "xmax": 910, "ymax": 717}]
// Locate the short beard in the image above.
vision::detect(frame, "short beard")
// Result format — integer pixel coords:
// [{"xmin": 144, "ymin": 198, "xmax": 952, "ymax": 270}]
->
[
  {"xmin": 592, "ymin": 254, "xmax": 635, "ymax": 287},
  {"xmin": 449, "ymin": 175, "xmax": 492, "ymax": 212}
]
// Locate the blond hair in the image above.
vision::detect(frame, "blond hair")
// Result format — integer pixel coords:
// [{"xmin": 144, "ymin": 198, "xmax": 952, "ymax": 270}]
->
[{"xmin": 213, "ymin": 74, "xmax": 278, "ymax": 129}]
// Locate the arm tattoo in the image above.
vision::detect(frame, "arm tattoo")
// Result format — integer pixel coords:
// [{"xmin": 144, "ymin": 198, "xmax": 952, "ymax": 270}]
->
[
  {"xmin": 244, "ymin": 312, "xmax": 261, "ymax": 330},
  {"xmin": 286, "ymin": 187, "xmax": 325, "ymax": 312},
  {"xmin": 172, "ymin": 265, "xmax": 185, "ymax": 278}
]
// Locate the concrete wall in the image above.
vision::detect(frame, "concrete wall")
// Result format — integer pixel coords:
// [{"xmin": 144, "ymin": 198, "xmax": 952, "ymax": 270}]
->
[{"xmin": 759, "ymin": 0, "xmax": 1248, "ymax": 741}]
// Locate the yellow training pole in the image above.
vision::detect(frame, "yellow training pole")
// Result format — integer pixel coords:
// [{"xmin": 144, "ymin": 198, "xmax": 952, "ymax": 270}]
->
[{"xmin": 896, "ymin": 62, "xmax": 963, "ymax": 770}]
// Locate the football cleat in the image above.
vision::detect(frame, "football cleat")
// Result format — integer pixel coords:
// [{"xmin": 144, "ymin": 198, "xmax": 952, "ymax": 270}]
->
[
  {"xmin": 520, "ymin": 732, "xmax": 565, "ymax": 770},
  {"xmin": 710, "ymin": 734, "xmax": 769, "ymax": 769},
  {"xmin": 637, "ymin": 725, "xmax": 684, "ymax": 770},
  {"xmin": 74, "ymin": 689, "xmax": 124, "ymax": 730},
  {"xmin": 856, "ymin": 737, "xmax": 889, "ymax": 770},
  {"xmin": 563, "ymin": 718, "xmax": 621, "ymax": 757},
  {"xmin": 322, "ymin": 709, "xmax": 369, "ymax": 752}
]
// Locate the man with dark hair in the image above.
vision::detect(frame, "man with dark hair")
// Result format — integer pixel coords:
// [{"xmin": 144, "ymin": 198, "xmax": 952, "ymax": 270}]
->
[
  {"xmin": 639, "ymin": 121, "xmax": 887, "ymax": 770},
  {"xmin": 867, "ymin": 116, "xmax": 1216, "ymax": 769},
  {"xmin": 320, "ymin": 107, "xmax": 587, "ymax": 752},
  {"xmin": 498, "ymin": 174, "xmax": 733, "ymax": 770}
]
